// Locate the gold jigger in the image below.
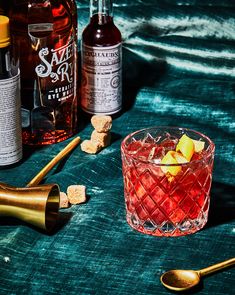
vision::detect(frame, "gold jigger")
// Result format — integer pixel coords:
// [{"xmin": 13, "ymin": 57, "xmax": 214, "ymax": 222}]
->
[
  {"xmin": 0, "ymin": 137, "xmax": 80, "ymax": 232},
  {"xmin": 0, "ymin": 182, "xmax": 60, "ymax": 232}
]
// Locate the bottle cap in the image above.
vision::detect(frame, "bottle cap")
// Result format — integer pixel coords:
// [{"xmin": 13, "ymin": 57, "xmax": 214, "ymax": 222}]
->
[{"xmin": 0, "ymin": 15, "xmax": 10, "ymax": 48}]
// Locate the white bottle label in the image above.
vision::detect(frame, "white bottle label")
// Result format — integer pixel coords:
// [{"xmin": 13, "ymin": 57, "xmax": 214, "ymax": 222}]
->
[
  {"xmin": 0, "ymin": 71, "xmax": 22, "ymax": 166},
  {"xmin": 81, "ymin": 43, "xmax": 122, "ymax": 115}
]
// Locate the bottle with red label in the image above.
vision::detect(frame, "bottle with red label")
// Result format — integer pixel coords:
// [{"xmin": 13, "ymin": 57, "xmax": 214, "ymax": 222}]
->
[
  {"xmin": 81, "ymin": 0, "xmax": 122, "ymax": 116},
  {"xmin": 9, "ymin": 0, "xmax": 78, "ymax": 145}
]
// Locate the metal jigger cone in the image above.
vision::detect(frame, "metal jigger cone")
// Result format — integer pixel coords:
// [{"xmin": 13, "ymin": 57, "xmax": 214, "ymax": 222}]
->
[
  {"xmin": 0, "ymin": 182, "xmax": 59, "ymax": 231},
  {"xmin": 0, "ymin": 137, "xmax": 80, "ymax": 232}
]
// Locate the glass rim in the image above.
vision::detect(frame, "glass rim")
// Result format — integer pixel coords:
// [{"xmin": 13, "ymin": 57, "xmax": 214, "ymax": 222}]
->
[{"xmin": 121, "ymin": 126, "xmax": 215, "ymax": 166}]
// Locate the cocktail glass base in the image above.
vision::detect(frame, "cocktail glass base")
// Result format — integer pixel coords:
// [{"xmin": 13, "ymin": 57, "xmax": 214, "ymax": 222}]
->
[{"xmin": 126, "ymin": 211, "xmax": 209, "ymax": 237}]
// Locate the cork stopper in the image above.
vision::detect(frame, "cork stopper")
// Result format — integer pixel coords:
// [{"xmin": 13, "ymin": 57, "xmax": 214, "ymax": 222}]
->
[{"xmin": 0, "ymin": 15, "xmax": 10, "ymax": 48}]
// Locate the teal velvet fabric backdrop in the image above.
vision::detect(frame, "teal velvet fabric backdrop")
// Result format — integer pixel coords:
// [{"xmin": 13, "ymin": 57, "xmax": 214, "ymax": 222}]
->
[{"xmin": 0, "ymin": 1, "xmax": 235, "ymax": 294}]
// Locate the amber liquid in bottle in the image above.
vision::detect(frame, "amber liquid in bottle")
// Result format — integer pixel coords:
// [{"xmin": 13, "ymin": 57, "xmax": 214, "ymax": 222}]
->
[
  {"xmin": 82, "ymin": 14, "xmax": 121, "ymax": 47},
  {"xmin": 81, "ymin": 0, "xmax": 122, "ymax": 115},
  {"xmin": 9, "ymin": 0, "xmax": 78, "ymax": 145}
]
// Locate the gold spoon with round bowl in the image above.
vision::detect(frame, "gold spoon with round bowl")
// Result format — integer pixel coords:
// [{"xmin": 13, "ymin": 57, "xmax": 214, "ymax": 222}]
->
[{"xmin": 160, "ymin": 257, "xmax": 235, "ymax": 292}]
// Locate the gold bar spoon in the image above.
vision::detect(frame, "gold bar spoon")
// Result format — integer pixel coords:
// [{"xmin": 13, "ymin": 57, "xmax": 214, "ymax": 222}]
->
[
  {"xmin": 160, "ymin": 257, "xmax": 235, "ymax": 292},
  {"xmin": 27, "ymin": 136, "xmax": 80, "ymax": 187}
]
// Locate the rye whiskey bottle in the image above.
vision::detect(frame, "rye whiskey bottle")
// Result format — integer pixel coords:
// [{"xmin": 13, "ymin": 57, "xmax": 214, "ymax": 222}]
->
[
  {"xmin": 81, "ymin": 0, "xmax": 122, "ymax": 115},
  {"xmin": 9, "ymin": 0, "xmax": 78, "ymax": 145},
  {"xmin": 0, "ymin": 15, "xmax": 22, "ymax": 166}
]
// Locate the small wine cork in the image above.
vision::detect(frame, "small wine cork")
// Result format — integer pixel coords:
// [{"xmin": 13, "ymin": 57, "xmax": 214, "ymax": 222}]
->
[
  {"xmin": 81, "ymin": 139, "xmax": 102, "ymax": 154},
  {"xmin": 91, "ymin": 115, "xmax": 112, "ymax": 133},
  {"xmin": 91, "ymin": 130, "xmax": 111, "ymax": 148},
  {"xmin": 67, "ymin": 185, "xmax": 86, "ymax": 205}
]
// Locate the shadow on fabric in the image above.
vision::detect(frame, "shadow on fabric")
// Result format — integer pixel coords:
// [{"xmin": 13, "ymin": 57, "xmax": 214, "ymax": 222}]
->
[
  {"xmin": 122, "ymin": 47, "xmax": 167, "ymax": 112},
  {"xmin": 0, "ymin": 211, "xmax": 73, "ymax": 235},
  {"xmin": 206, "ymin": 182, "xmax": 235, "ymax": 228}
]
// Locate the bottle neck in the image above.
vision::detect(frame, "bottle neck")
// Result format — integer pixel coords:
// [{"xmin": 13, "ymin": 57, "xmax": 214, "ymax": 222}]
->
[
  {"xmin": 0, "ymin": 46, "xmax": 12, "ymax": 79},
  {"xmin": 90, "ymin": 0, "xmax": 113, "ymax": 24}
]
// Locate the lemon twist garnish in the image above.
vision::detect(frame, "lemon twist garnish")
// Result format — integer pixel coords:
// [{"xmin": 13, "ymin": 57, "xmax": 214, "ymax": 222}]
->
[
  {"xmin": 176, "ymin": 134, "xmax": 195, "ymax": 161},
  {"xmin": 160, "ymin": 151, "xmax": 188, "ymax": 176},
  {"xmin": 192, "ymin": 139, "xmax": 205, "ymax": 152},
  {"xmin": 160, "ymin": 134, "xmax": 205, "ymax": 180}
]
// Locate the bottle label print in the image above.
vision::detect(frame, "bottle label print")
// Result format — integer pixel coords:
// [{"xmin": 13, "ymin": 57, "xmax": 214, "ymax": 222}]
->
[
  {"xmin": 81, "ymin": 43, "xmax": 122, "ymax": 115},
  {"xmin": 0, "ymin": 71, "xmax": 22, "ymax": 165},
  {"xmin": 20, "ymin": 32, "xmax": 78, "ymax": 144},
  {"xmin": 35, "ymin": 40, "xmax": 76, "ymax": 103}
]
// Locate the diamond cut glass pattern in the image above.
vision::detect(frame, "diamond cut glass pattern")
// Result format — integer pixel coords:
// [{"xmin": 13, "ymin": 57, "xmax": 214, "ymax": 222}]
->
[{"xmin": 121, "ymin": 127, "xmax": 215, "ymax": 237}]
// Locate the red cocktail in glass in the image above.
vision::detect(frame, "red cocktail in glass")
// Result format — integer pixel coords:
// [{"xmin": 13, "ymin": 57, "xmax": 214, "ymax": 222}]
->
[{"xmin": 121, "ymin": 127, "xmax": 215, "ymax": 237}]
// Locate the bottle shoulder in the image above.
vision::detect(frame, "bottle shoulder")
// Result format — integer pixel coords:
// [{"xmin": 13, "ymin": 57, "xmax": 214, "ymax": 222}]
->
[
  {"xmin": 9, "ymin": 0, "xmax": 77, "ymax": 34},
  {"xmin": 82, "ymin": 20, "xmax": 122, "ymax": 47}
]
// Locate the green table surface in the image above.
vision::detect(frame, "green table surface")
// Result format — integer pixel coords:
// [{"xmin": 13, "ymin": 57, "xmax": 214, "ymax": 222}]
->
[{"xmin": 0, "ymin": 1, "xmax": 235, "ymax": 294}]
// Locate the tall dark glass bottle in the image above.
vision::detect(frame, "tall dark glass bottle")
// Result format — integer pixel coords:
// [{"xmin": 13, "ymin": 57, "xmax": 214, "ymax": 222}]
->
[
  {"xmin": 81, "ymin": 0, "xmax": 122, "ymax": 115},
  {"xmin": 0, "ymin": 15, "xmax": 22, "ymax": 166},
  {"xmin": 9, "ymin": 0, "xmax": 78, "ymax": 145}
]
